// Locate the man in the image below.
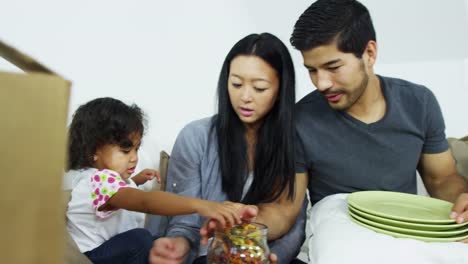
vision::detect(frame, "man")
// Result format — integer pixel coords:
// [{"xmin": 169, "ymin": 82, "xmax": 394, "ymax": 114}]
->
[{"xmin": 290, "ymin": 0, "xmax": 468, "ymax": 222}]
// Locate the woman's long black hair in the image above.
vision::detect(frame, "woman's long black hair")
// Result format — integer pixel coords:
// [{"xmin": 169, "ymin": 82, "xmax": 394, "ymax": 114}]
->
[{"xmin": 212, "ymin": 33, "xmax": 296, "ymax": 204}]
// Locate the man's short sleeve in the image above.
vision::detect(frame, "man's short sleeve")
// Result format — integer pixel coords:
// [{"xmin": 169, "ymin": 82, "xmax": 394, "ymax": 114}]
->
[
  {"xmin": 422, "ymin": 90, "xmax": 449, "ymax": 154},
  {"xmin": 295, "ymin": 130, "xmax": 307, "ymax": 173}
]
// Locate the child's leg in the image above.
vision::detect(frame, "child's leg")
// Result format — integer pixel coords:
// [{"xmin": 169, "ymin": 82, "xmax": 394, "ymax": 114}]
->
[{"xmin": 84, "ymin": 228, "xmax": 154, "ymax": 264}]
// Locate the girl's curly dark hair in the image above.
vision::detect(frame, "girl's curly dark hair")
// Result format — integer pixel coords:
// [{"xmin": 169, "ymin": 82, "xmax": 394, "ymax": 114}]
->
[{"xmin": 67, "ymin": 97, "xmax": 145, "ymax": 170}]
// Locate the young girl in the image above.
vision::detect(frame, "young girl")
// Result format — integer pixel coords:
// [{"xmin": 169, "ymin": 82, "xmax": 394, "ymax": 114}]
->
[{"xmin": 65, "ymin": 97, "xmax": 242, "ymax": 264}]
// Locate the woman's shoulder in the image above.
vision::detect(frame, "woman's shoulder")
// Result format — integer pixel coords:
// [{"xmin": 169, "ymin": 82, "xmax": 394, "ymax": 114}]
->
[
  {"xmin": 172, "ymin": 116, "xmax": 215, "ymax": 159},
  {"xmin": 181, "ymin": 117, "xmax": 213, "ymax": 134},
  {"xmin": 176, "ymin": 116, "xmax": 215, "ymax": 143}
]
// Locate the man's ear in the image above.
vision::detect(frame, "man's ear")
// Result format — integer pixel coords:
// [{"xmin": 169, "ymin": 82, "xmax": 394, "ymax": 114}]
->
[{"xmin": 363, "ymin": 40, "xmax": 378, "ymax": 67}]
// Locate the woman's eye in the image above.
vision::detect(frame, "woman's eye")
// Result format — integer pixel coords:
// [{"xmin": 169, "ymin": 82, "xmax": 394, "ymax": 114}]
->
[
  {"xmin": 254, "ymin": 87, "xmax": 267, "ymax": 92},
  {"xmin": 231, "ymin": 83, "xmax": 242, "ymax": 88},
  {"xmin": 121, "ymin": 149, "xmax": 131, "ymax": 154}
]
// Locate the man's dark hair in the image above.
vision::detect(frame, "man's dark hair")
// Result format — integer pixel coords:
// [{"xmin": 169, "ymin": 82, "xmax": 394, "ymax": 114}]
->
[{"xmin": 290, "ymin": 0, "xmax": 376, "ymax": 58}]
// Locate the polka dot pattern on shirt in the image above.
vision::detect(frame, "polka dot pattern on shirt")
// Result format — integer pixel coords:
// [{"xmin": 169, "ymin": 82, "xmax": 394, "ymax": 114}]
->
[{"xmin": 90, "ymin": 169, "xmax": 127, "ymax": 218}]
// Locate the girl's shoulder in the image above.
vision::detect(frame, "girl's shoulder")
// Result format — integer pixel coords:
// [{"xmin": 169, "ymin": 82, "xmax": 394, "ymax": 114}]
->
[
  {"xmin": 64, "ymin": 168, "xmax": 124, "ymax": 188},
  {"xmin": 63, "ymin": 168, "xmax": 98, "ymax": 189},
  {"xmin": 90, "ymin": 169, "xmax": 126, "ymax": 188}
]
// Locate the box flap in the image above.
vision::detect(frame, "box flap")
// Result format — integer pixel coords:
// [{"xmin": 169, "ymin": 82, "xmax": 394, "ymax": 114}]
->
[{"xmin": 0, "ymin": 39, "xmax": 58, "ymax": 75}]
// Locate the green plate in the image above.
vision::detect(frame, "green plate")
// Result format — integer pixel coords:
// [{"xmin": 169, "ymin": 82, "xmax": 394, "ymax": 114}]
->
[
  {"xmin": 349, "ymin": 205, "xmax": 468, "ymax": 231},
  {"xmin": 348, "ymin": 210, "xmax": 468, "ymax": 237},
  {"xmin": 348, "ymin": 213, "xmax": 468, "ymax": 242},
  {"xmin": 347, "ymin": 191, "xmax": 456, "ymax": 224}
]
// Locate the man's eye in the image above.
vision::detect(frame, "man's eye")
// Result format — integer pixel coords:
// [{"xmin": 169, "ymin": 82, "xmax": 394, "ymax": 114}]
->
[
  {"xmin": 328, "ymin": 66, "xmax": 340, "ymax": 71},
  {"xmin": 308, "ymin": 68, "xmax": 317, "ymax": 73},
  {"xmin": 121, "ymin": 149, "xmax": 131, "ymax": 154}
]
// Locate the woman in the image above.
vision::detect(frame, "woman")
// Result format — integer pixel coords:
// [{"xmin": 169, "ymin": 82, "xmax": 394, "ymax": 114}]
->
[{"xmin": 150, "ymin": 33, "xmax": 307, "ymax": 264}]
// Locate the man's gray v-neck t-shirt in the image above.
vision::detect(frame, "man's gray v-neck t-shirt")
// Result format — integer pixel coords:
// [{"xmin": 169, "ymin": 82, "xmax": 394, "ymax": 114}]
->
[{"xmin": 295, "ymin": 75, "xmax": 448, "ymax": 204}]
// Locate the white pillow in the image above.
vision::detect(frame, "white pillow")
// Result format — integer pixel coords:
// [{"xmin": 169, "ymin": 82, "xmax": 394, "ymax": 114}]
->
[{"xmin": 308, "ymin": 194, "xmax": 468, "ymax": 264}]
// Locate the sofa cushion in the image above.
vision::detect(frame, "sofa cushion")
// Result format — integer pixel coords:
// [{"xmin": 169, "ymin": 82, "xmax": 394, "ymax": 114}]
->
[
  {"xmin": 63, "ymin": 190, "xmax": 92, "ymax": 264},
  {"xmin": 145, "ymin": 150, "xmax": 170, "ymax": 236},
  {"xmin": 64, "ymin": 230, "xmax": 92, "ymax": 264},
  {"xmin": 448, "ymin": 136, "xmax": 468, "ymax": 180}
]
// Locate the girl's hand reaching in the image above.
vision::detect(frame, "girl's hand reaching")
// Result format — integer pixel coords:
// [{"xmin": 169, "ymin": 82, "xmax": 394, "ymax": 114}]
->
[
  {"xmin": 132, "ymin": 169, "xmax": 160, "ymax": 185},
  {"xmin": 193, "ymin": 200, "xmax": 243, "ymax": 228},
  {"xmin": 200, "ymin": 203, "xmax": 258, "ymax": 245}
]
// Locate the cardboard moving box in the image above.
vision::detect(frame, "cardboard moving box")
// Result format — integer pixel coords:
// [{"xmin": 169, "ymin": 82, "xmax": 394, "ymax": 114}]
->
[{"xmin": 0, "ymin": 40, "xmax": 70, "ymax": 264}]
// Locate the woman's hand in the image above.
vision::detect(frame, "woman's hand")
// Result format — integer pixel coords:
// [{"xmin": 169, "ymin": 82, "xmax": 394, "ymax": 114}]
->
[
  {"xmin": 269, "ymin": 253, "xmax": 278, "ymax": 264},
  {"xmin": 132, "ymin": 169, "xmax": 160, "ymax": 185},
  {"xmin": 149, "ymin": 237, "xmax": 189, "ymax": 264}
]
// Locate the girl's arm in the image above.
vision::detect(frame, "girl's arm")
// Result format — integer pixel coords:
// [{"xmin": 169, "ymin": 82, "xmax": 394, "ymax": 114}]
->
[
  {"xmin": 105, "ymin": 188, "xmax": 241, "ymax": 227},
  {"xmin": 200, "ymin": 172, "xmax": 308, "ymax": 243}
]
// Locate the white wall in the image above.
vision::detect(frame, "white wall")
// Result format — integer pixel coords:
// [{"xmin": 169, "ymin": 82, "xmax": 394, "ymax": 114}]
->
[
  {"xmin": 1, "ymin": 0, "xmax": 468, "ymax": 170},
  {"xmin": 367, "ymin": 0, "xmax": 468, "ymax": 138}
]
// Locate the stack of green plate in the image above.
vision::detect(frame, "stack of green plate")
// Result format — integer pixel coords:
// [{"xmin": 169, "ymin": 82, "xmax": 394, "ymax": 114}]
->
[{"xmin": 346, "ymin": 191, "xmax": 468, "ymax": 242}]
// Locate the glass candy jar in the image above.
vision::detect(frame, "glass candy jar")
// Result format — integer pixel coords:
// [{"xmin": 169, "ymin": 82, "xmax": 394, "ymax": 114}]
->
[{"xmin": 207, "ymin": 222, "xmax": 270, "ymax": 264}]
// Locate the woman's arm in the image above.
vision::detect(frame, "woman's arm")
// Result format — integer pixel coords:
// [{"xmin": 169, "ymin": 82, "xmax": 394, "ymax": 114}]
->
[
  {"xmin": 255, "ymin": 172, "xmax": 308, "ymax": 240},
  {"xmin": 200, "ymin": 172, "xmax": 308, "ymax": 248},
  {"xmin": 268, "ymin": 198, "xmax": 308, "ymax": 263},
  {"xmin": 149, "ymin": 237, "xmax": 191, "ymax": 264},
  {"xmin": 156, "ymin": 119, "xmax": 213, "ymax": 263}
]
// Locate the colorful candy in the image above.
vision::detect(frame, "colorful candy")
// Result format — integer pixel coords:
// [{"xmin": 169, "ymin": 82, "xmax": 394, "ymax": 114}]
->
[{"xmin": 207, "ymin": 223, "xmax": 270, "ymax": 264}]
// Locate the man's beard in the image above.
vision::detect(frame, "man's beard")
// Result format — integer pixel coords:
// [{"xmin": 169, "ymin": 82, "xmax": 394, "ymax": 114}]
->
[{"xmin": 333, "ymin": 62, "xmax": 369, "ymax": 111}]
